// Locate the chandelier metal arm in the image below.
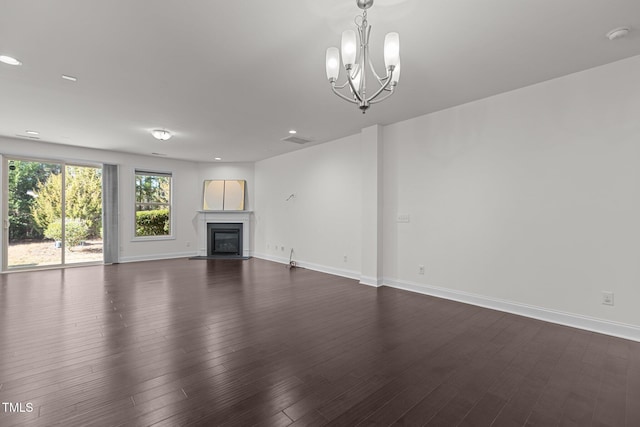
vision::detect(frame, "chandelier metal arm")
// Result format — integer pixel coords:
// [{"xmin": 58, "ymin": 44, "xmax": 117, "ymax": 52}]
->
[
  {"xmin": 365, "ymin": 67, "xmax": 394, "ymax": 103},
  {"xmin": 346, "ymin": 69, "xmax": 365, "ymax": 103},
  {"xmin": 360, "ymin": 24, "xmax": 371, "ymax": 101},
  {"xmin": 331, "ymin": 83, "xmax": 359, "ymax": 104},
  {"xmin": 368, "ymin": 55, "xmax": 385, "ymax": 83},
  {"xmin": 369, "ymin": 86, "xmax": 396, "ymax": 104},
  {"xmin": 333, "ymin": 80, "xmax": 350, "ymax": 90}
]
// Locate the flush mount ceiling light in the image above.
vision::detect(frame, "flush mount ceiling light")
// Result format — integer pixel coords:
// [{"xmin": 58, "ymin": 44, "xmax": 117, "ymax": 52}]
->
[
  {"xmin": 606, "ymin": 27, "xmax": 630, "ymax": 41},
  {"xmin": 325, "ymin": 0, "xmax": 400, "ymax": 113},
  {"xmin": 151, "ymin": 129, "xmax": 172, "ymax": 141},
  {"xmin": 0, "ymin": 55, "xmax": 22, "ymax": 66}
]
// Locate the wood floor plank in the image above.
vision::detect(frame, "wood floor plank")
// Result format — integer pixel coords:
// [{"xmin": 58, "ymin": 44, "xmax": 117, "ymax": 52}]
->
[{"xmin": 0, "ymin": 258, "xmax": 637, "ymax": 426}]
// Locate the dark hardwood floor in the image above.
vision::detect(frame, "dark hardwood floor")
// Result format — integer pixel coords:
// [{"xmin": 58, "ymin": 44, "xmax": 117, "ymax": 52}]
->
[{"xmin": 0, "ymin": 258, "xmax": 638, "ymax": 426}]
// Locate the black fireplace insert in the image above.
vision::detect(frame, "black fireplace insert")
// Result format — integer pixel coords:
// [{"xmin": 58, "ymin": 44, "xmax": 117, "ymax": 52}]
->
[{"xmin": 207, "ymin": 223, "xmax": 243, "ymax": 256}]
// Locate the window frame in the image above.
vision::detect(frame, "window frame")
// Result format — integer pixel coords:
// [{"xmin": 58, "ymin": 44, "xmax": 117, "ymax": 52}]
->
[{"xmin": 132, "ymin": 169, "xmax": 174, "ymax": 241}]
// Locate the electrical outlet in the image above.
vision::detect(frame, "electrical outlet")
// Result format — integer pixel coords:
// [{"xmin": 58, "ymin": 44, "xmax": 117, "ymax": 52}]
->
[
  {"xmin": 397, "ymin": 214, "xmax": 410, "ymax": 223},
  {"xmin": 186, "ymin": 241, "xmax": 191, "ymax": 247},
  {"xmin": 343, "ymin": 255, "xmax": 348, "ymax": 263},
  {"xmin": 281, "ymin": 246, "xmax": 284, "ymax": 252},
  {"xmin": 602, "ymin": 291, "xmax": 614, "ymax": 306},
  {"xmin": 418, "ymin": 265, "xmax": 425, "ymax": 275}
]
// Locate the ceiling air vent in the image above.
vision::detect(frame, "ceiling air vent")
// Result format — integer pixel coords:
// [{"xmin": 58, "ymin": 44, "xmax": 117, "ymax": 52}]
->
[
  {"xmin": 281, "ymin": 135, "xmax": 312, "ymax": 144},
  {"xmin": 15, "ymin": 134, "xmax": 40, "ymax": 140}
]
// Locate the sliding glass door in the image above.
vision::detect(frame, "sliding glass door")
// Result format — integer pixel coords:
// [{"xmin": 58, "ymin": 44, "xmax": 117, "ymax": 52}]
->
[
  {"xmin": 6, "ymin": 159, "xmax": 63, "ymax": 268},
  {"xmin": 3, "ymin": 157, "xmax": 103, "ymax": 270},
  {"xmin": 63, "ymin": 164, "xmax": 103, "ymax": 265}
]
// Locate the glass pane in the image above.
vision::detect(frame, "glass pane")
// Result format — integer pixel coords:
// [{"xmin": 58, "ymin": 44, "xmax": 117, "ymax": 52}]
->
[
  {"xmin": 64, "ymin": 165, "xmax": 103, "ymax": 264},
  {"xmin": 7, "ymin": 160, "xmax": 63, "ymax": 268},
  {"xmin": 135, "ymin": 173, "xmax": 171, "ymax": 236},
  {"xmin": 213, "ymin": 231, "xmax": 240, "ymax": 254}
]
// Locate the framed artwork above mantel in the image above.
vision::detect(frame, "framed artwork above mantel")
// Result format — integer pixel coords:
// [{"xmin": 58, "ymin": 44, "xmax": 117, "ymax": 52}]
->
[{"xmin": 202, "ymin": 180, "xmax": 246, "ymax": 211}]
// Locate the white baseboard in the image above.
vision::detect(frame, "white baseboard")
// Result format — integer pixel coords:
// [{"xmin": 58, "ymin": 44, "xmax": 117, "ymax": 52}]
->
[
  {"xmin": 252, "ymin": 252, "xmax": 289, "ymax": 265},
  {"xmin": 192, "ymin": 252, "xmax": 640, "ymax": 342},
  {"xmin": 300, "ymin": 260, "xmax": 360, "ymax": 281},
  {"xmin": 119, "ymin": 251, "xmax": 198, "ymax": 263},
  {"xmin": 384, "ymin": 277, "xmax": 640, "ymax": 342},
  {"xmin": 252, "ymin": 253, "xmax": 361, "ymax": 281},
  {"xmin": 359, "ymin": 276, "xmax": 383, "ymax": 287}
]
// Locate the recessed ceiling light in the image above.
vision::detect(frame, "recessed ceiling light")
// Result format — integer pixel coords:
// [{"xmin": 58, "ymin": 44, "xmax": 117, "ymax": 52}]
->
[
  {"xmin": 606, "ymin": 27, "xmax": 630, "ymax": 41},
  {"xmin": 214, "ymin": 157, "xmax": 222, "ymax": 161},
  {"xmin": 62, "ymin": 75, "xmax": 78, "ymax": 82},
  {"xmin": 151, "ymin": 129, "xmax": 172, "ymax": 141},
  {"xmin": 289, "ymin": 130, "xmax": 297, "ymax": 134},
  {"xmin": 25, "ymin": 130, "xmax": 40, "ymax": 135},
  {"xmin": 0, "ymin": 55, "xmax": 22, "ymax": 66}
]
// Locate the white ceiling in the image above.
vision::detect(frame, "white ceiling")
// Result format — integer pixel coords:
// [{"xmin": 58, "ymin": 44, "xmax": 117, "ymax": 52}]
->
[{"xmin": 1, "ymin": 0, "xmax": 639, "ymax": 163}]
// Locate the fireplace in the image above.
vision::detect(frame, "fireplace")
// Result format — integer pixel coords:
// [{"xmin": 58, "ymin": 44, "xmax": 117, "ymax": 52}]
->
[
  {"xmin": 197, "ymin": 211, "xmax": 251, "ymax": 258},
  {"xmin": 207, "ymin": 223, "xmax": 243, "ymax": 256}
]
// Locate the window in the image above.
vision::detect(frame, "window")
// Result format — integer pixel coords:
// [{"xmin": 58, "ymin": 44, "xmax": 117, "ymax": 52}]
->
[{"xmin": 134, "ymin": 170, "xmax": 172, "ymax": 238}]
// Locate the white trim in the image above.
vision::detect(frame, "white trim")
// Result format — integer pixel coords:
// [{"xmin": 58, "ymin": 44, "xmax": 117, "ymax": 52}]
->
[
  {"xmin": 133, "ymin": 169, "xmax": 174, "ymax": 241},
  {"xmin": 299, "ymin": 260, "xmax": 360, "ymax": 281},
  {"xmin": 197, "ymin": 211, "xmax": 252, "ymax": 258},
  {"xmin": 1, "ymin": 154, "xmax": 6, "ymax": 272},
  {"xmin": 383, "ymin": 277, "xmax": 640, "ymax": 342},
  {"xmin": 359, "ymin": 276, "xmax": 383, "ymax": 287},
  {"xmin": 210, "ymin": 252, "xmax": 640, "ymax": 342},
  {"xmin": 119, "ymin": 251, "xmax": 197, "ymax": 263},
  {"xmin": 252, "ymin": 253, "xmax": 361, "ymax": 281},
  {"xmin": 131, "ymin": 235, "xmax": 176, "ymax": 242},
  {"xmin": 252, "ymin": 252, "xmax": 289, "ymax": 265}
]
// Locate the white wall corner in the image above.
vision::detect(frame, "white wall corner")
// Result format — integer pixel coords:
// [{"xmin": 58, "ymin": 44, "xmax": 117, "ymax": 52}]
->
[
  {"xmin": 360, "ymin": 124, "xmax": 384, "ymax": 285},
  {"xmin": 383, "ymin": 277, "xmax": 640, "ymax": 342}
]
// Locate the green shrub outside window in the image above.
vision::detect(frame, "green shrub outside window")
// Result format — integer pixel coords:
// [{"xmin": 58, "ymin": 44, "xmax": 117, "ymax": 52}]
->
[{"xmin": 135, "ymin": 171, "xmax": 172, "ymax": 237}]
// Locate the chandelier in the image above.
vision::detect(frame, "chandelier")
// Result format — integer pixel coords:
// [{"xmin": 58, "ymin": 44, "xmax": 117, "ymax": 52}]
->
[{"xmin": 325, "ymin": 0, "xmax": 400, "ymax": 113}]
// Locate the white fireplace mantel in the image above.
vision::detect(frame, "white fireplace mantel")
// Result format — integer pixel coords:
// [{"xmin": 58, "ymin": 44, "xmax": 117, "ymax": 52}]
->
[{"xmin": 197, "ymin": 211, "xmax": 252, "ymax": 257}]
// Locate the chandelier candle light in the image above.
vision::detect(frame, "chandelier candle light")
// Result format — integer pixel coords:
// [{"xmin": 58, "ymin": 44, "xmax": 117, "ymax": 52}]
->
[{"xmin": 326, "ymin": 0, "xmax": 400, "ymax": 113}]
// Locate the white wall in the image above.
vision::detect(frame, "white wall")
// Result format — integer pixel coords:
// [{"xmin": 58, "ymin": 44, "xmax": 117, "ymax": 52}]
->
[
  {"xmin": 383, "ymin": 55, "xmax": 640, "ymax": 334},
  {"xmin": 252, "ymin": 54, "xmax": 640, "ymax": 339},
  {"xmin": 0, "ymin": 138, "xmax": 202, "ymax": 264},
  {"xmin": 253, "ymin": 135, "xmax": 362, "ymax": 278}
]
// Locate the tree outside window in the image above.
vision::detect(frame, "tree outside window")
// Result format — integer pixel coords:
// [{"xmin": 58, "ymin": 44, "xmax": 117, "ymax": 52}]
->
[{"xmin": 135, "ymin": 171, "xmax": 172, "ymax": 237}]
